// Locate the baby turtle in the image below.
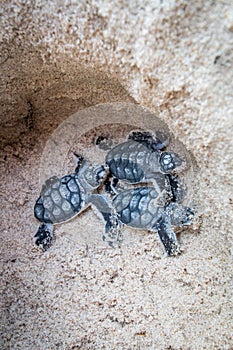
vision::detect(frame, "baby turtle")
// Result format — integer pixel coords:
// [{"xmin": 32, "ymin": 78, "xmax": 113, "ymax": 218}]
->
[
  {"xmin": 105, "ymin": 131, "xmax": 183, "ymax": 186},
  {"xmin": 34, "ymin": 155, "xmax": 121, "ymax": 250},
  {"xmin": 102, "ymin": 131, "xmax": 194, "ymax": 255},
  {"xmin": 34, "ymin": 131, "xmax": 194, "ymax": 256},
  {"xmin": 103, "ymin": 131, "xmax": 185, "ymax": 201},
  {"xmin": 112, "ymin": 186, "xmax": 194, "ymax": 256}
]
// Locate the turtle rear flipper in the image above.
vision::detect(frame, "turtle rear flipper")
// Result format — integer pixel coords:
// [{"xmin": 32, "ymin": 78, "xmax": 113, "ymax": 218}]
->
[
  {"xmin": 128, "ymin": 130, "xmax": 169, "ymax": 151},
  {"xmin": 35, "ymin": 223, "xmax": 54, "ymax": 251}
]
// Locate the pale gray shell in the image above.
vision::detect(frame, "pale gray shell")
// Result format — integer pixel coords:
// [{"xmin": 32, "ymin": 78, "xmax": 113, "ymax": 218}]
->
[
  {"xmin": 113, "ymin": 187, "xmax": 164, "ymax": 229},
  {"xmin": 106, "ymin": 140, "xmax": 160, "ymax": 183},
  {"xmin": 34, "ymin": 174, "xmax": 84, "ymax": 224}
]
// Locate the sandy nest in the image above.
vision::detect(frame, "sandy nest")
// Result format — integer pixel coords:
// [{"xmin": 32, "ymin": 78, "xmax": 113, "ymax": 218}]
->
[{"xmin": 0, "ymin": 1, "xmax": 232, "ymax": 349}]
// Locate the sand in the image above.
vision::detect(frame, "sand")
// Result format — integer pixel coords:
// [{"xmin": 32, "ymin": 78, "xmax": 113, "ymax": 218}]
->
[{"xmin": 0, "ymin": 1, "xmax": 232, "ymax": 349}]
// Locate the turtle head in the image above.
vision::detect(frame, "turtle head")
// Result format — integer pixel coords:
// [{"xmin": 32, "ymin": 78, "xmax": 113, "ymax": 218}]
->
[
  {"xmin": 159, "ymin": 152, "xmax": 183, "ymax": 174},
  {"xmin": 167, "ymin": 203, "xmax": 194, "ymax": 226},
  {"xmin": 84, "ymin": 164, "xmax": 108, "ymax": 188}
]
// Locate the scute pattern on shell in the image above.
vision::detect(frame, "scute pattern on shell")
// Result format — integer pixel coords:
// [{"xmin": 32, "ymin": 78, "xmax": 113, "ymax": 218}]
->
[
  {"xmin": 34, "ymin": 174, "xmax": 83, "ymax": 224},
  {"xmin": 113, "ymin": 187, "xmax": 163, "ymax": 229},
  {"xmin": 106, "ymin": 140, "xmax": 153, "ymax": 183},
  {"xmin": 107, "ymin": 158, "xmax": 144, "ymax": 183}
]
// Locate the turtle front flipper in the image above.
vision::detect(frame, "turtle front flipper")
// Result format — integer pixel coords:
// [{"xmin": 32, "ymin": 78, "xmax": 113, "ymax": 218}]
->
[
  {"xmin": 87, "ymin": 194, "xmax": 122, "ymax": 248},
  {"xmin": 73, "ymin": 153, "xmax": 84, "ymax": 173},
  {"xmin": 167, "ymin": 174, "xmax": 186, "ymax": 203},
  {"xmin": 102, "ymin": 212, "xmax": 122, "ymax": 248},
  {"xmin": 34, "ymin": 223, "xmax": 54, "ymax": 251},
  {"xmin": 155, "ymin": 217, "xmax": 180, "ymax": 256},
  {"xmin": 103, "ymin": 173, "xmax": 119, "ymax": 195}
]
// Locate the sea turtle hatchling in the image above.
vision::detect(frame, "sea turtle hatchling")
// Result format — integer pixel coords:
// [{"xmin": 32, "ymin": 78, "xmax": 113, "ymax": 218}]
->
[
  {"xmin": 105, "ymin": 130, "xmax": 184, "ymax": 186},
  {"xmin": 102, "ymin": 131, "xmax": 186, "ymax": 205},
  {"xmin": 112, "ymin": 186, "xmax": 194, "ymax": 256},
  {"xmin": 34, "ymin": 155, "xmax": 121, "ymax": 250},
  {"xmin": 100, "ymin": 130, "xmax": 194, "ymax": 255},
  {"xmin": 34, "ymin": 131, "xmax": 194, "ymax": 255}
]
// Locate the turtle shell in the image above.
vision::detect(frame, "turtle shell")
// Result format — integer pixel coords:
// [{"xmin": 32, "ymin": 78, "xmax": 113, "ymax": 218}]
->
[
  {"xmin": 106, "ymin": 140, "xmax": 160, "ymax": 183},
  {"xmin": 113, "ymin": 187, "xmax": 164, "ymax": 229},
  {"xmin": 34, "ymin": 174, "xmax": 84, "ymax": 224}
]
